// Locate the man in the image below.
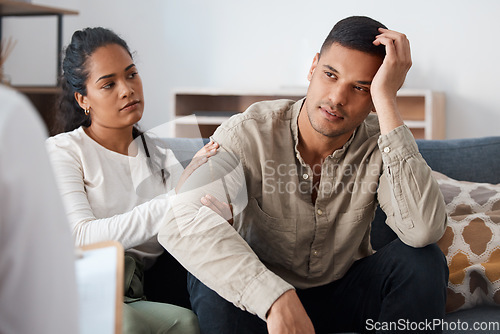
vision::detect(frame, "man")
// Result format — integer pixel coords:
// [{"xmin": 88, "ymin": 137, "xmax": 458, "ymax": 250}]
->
[
  {"xmin": 0, "ymin": 86, "xmax": 79, "ymax": 333},
  {"xmin": 159, "ymin": 16, "xmax": 448, "ymax": 333}
]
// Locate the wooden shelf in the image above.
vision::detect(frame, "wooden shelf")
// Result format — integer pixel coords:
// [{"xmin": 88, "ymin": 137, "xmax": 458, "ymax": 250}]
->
[
  {"xmin": 15, "ymin": 85, "xmax": 60, "ymax": 94},
  {"xmin": 0, "ymin": 1, "xmax": 79, "ymax": 79},
  {"xmin": 2, "ymin": 2, "xmax": 78, "ymax": 135},
  {"xmin": 172, "ymin": 88, "xmax": 446, "ymax": 139},
  {"xmin": 0, "ymin": 1, "xmax": 78, "ymax": 16}
]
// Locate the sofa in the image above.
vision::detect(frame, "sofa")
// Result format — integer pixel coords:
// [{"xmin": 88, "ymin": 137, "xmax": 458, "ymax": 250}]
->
[{"xmin": 145, "ymin": 135, "xmax": 500, "ymax": 333}]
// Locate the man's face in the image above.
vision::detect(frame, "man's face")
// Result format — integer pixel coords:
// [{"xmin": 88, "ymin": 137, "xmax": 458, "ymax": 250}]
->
[{"xmin": 304, "ymin": 42, "xmax": 383, "ymax": 139}]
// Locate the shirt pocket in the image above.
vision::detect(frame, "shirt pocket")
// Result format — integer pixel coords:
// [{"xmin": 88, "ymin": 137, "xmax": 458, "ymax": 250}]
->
[
  {"xmin": 243, "ymin": 198, "xmax": 297, "ymax": 270},
  {"xmin": 332, "ymin": 201, "xmax": 375, "ymax": 258}
]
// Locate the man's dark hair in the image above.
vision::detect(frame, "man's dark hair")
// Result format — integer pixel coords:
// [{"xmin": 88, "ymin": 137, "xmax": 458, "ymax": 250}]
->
[{"xmin": 320, "ymin": 16, "xmax": 387, "ymax": 59}]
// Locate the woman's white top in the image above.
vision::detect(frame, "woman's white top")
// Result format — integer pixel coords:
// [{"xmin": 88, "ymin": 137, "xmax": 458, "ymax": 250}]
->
[{"xmin": 46, "ymin": 126, "xmax": 184, "ymax": 268}]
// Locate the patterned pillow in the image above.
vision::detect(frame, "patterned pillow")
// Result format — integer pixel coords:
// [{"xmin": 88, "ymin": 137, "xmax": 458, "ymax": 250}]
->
[{"xmin": 434, "ymin": 171, "xmax": 500, "ymax": 313}]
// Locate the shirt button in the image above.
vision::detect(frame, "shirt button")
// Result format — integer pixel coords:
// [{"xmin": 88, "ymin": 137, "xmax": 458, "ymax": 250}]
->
[
  {"xmin": 383, "ymin": 147, "xmax": 391, "ymax": 153},
  {"xmin": 313, "ymin": 250, "xmax": 319, "ymax": 256},
  {"xmin": 317, "ymin": 209, "xmax": 323, "ymax": 215},
  {"xmin": 302, "ymin": 173, "xmax": 309, "ymax": 180}
]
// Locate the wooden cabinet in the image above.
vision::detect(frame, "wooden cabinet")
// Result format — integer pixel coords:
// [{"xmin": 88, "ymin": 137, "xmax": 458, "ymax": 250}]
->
[
  {"xmin": 396, "ymin": 89, "xmax": 446, "ymax": 140},
  {"xmin": 172, "ymin": 88, "xmax": 306, "ymax": 138},
  {"xmin": 0, "ymin": 0, "xmax": 78, "ymax": 135},
  {"xmin": 15, "ymin": 86, "xmax": 60, "ymax": 134},
  {"xmin": 172, "ymin": 88, "xmax": 446, "ymax": 139}
]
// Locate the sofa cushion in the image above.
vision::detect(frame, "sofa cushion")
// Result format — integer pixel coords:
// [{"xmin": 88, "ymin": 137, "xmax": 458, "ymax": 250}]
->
[{"xmin": 434, "ymin": 171, "xmax": 500, "ymax": 313}]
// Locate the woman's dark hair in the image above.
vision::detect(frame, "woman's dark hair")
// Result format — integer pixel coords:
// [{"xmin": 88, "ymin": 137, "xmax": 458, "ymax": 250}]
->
[
  {"xmin": 53, "ymin": 27, "xmax": 140, "ymax": 138},
  {"xmin": 54, "ymin": 27, "xmax": 167, "ymax": 185},
  {"xmin": 320, "ymin": 16, "xmax": 387, "ymax": 59}
]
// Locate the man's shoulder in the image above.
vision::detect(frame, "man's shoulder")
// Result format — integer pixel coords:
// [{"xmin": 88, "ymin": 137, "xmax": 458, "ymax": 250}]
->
[
  {"xmin": 217, "ymin": 99, "xmax": 299, "ymax": 133},
  {"xmin": 360, "ymin": 114, "xmax": 381, "ymax": 139},
  {"xmin": 211, "ymin": 98, "xmax": 301, "ymax": 158}
]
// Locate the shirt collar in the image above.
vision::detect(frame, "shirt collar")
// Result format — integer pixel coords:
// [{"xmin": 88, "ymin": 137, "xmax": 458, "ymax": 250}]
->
[{"xmin": 290, "ymin": 98, "xmax": 358, "ymax": 166}]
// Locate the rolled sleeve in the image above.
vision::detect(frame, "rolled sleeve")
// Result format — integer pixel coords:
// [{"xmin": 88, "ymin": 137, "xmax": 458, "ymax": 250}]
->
[{"xmin": 240, "ymin": 269, "xmax": 294, "ymax": 320}]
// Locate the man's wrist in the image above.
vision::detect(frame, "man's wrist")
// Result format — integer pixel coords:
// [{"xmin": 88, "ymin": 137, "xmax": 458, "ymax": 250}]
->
[
  {"xmin": 266, "ymin": 288, "xmax": 296, "ymax": 319},
  {"xmin": 241, "ymin": 269, "xmax": 294, "ymax": 321},
  {"xmin": 373, "ymin": 97, "xmax": 404, "ymax": 135}
]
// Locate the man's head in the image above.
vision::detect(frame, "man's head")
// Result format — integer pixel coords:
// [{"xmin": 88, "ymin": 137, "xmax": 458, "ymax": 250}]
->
[
  {"xmin": 301, "ymin": 16, "xmax": 388, "ymax": 146},
  {"xmin": 320, "ymin": 16, "xmax": 387, "ymax": 60}
]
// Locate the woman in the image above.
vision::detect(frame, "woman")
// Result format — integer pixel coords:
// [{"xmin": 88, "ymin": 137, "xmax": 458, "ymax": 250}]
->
[{"xmin": 46, "ymin": 27, "xmax": 217, "ymax": 334}]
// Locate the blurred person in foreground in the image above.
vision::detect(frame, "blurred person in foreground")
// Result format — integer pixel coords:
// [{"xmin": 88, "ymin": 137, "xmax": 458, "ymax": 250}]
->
[{"xmin": 0, "ymin": 85, "xmax": 79, "ymax": 334}]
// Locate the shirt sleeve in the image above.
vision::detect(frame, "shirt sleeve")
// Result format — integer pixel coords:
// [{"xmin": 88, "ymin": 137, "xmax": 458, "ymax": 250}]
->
[
  {"xmin": 45, "ymin": 138, "xmax": 173, "ymax": 249},
  {"xmin": 377, "ymin": 125, "xmax": 447, "ymax": 247},
  {"xmin": 158, "ymin": 126, "xmax": 293, "ymax": 321}
]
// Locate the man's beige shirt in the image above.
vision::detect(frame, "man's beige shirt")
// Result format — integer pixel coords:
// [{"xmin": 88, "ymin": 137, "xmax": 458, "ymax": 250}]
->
[{"xmin": 158, "ymin": 98, "xmax": 447, "ymax": 321}]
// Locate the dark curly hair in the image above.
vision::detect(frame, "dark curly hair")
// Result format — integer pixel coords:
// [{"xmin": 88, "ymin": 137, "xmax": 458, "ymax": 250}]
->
[{"xmin": 52, "ymin": 27, "xmax": 140, "ymax": 138}]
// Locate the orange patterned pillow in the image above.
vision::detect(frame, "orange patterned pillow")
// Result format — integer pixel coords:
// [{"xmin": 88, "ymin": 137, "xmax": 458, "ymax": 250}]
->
[{"xmin": 434, "ymin": 171, "xmax": 500, "ymax": 313}]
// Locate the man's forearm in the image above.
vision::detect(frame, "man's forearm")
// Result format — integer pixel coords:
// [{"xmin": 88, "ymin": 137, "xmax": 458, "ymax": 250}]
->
[
  {"xmin": 158, "ymin": 200, "xmax": 293, "ymax": 319},
  {"xmin": 158, "ymin": 152, "xmax": 293, "ymax": 320},
  {"xmin": 378, "ymin": 126, "xmax": 447, "ymax": 247},
  {"xmin": 373, "ymin": 97, "xmax": 404, "ymax": 136}
]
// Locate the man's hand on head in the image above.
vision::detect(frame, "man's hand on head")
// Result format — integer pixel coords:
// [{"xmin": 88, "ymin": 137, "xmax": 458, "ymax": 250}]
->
[
  {"xmin": 266, "ymin": 289, "xmax": 315, "ymax": 334},
  {"xmin": 371, "ymin": 28, "xmax": 412, "ymax": 100},
  {"xmin": 370, "ymin": 28, "xmax": 412, "ymax": 135}
]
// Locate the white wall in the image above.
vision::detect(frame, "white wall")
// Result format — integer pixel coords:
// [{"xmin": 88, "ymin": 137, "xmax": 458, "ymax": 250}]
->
[{"xmin": 4, "ymin": 0, "xmax": 500, "ymax": 139}]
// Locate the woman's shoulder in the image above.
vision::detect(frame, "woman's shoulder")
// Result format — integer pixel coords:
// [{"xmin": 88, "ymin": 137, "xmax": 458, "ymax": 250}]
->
[
  {"xmin": 45, "ymin": 127, "xmax": 89, "ymax": 159},
  {"xmin": 46, "ymin": 127, "xmax": 86, "ymax": 147}
]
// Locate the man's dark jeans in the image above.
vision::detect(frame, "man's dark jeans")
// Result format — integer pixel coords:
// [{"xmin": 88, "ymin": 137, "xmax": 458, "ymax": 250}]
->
[{"xmin": 188, "ymin": 239, "xmax": 449, "ymax": 333}]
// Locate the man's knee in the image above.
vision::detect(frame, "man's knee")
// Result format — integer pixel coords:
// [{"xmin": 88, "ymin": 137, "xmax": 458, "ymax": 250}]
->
[
  {"xmin": 187, "ymin": 273, "xmax": 266, "ymax": 334},
  {"xmin": 388, "ymin": 240, "xmax": 448, "ymax": 288},
  {"xmin": 188, "ymin": 273, "xmax": 227, "ymax": 312}
]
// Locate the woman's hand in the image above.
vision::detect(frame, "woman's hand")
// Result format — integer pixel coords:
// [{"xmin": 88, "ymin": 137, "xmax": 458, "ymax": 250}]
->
[
  {"xmin": 201, "ymin": 194, "xmax": 233, "ymax": 225},
  {"xmin": 175, "ymin": 140, "xmax": 219, "ymax": 193}
]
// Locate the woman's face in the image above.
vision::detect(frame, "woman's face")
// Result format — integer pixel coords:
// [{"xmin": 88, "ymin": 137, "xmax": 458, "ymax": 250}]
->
[{"xmin": 76, "ymin": 43, "xmax": 144, "ymax": 131}]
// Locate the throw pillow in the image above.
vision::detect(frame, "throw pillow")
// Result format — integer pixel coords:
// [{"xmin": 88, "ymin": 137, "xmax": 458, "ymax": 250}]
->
[{"xmin": 433, "ymin": 171, "xmax": 500, "ymax": 313}]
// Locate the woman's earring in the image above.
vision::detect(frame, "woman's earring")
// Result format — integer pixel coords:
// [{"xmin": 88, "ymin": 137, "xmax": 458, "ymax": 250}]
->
[{"xmin": 84, "ymin": 108, "xmax": 90, "ymax": 116}]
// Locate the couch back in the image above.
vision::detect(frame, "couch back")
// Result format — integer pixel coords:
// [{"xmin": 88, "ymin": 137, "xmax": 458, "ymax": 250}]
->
[
  {"xmin": 164, "ymin": 137, "xmax": 207, "ymax": 168},
  {"xmin": 417, "ymin": 136, "xmax": 500, "ymax": 184}
]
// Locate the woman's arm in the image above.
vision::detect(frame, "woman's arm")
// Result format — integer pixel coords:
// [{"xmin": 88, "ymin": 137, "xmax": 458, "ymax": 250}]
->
[{"xmin": 46, "ymin": 137, "xmax": 218, "ymax": 248}]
